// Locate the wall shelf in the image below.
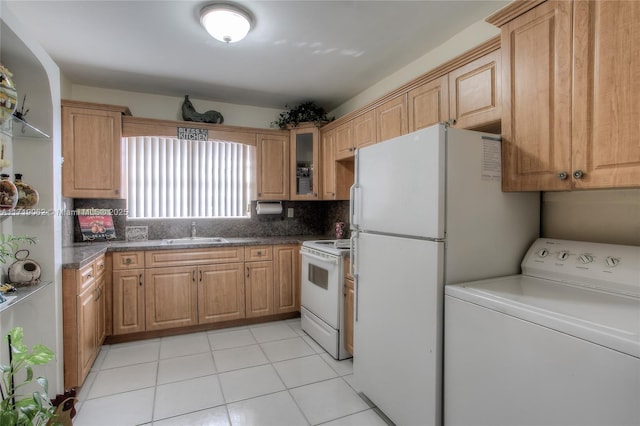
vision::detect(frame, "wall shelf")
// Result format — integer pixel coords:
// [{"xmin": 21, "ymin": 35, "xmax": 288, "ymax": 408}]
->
[{"xmin": 0, "ymin": 115, "xmax": 50, "ymax": 139}]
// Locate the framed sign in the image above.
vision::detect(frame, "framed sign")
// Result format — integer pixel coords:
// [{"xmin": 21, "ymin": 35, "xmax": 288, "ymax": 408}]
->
[{"xmin": 78, "ymin": 214, "xmax": 116, "ymax": 241}]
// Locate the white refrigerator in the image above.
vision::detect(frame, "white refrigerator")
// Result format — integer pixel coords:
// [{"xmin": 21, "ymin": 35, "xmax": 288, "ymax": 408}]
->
[{"xmin": 350, "ymin": 123, "xmax": 540, "ymax": 425}]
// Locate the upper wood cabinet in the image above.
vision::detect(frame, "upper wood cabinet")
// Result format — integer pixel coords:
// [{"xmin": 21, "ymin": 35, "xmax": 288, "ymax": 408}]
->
[
  {"xmin": 571, "ymin": 0, "xmax": 640, "ymax": 189},
  {"xmin": 448, "ymin": 49, "xmax": 501, "ymax": 130},
  {"xmin": 408, "ymin": 75, "xmax": 449, "ymax": 133},
  {"xmin": 256, "ymin": 133, "xmax": 289, "ymax": 200},
  {"xmin": 352, "ymin": 110, "xmax": 377, "ymax": 149},
  {"xmin": 491, "ymin": 0, "xmax": 572, "ymax": 191},
  {"xmin": 290, "ymin": 123, "xmax": 320, "ymax": 200},
  {"xmin": 62, "ymin": 100, "xmax": 131, "ymax": 198},
  {"xmin": 321, "ymin": 128, "xmax": 337, "ymax": 200},
  {"xmin": 490, "ymin": 0, "xmax": 640, "ymax": 191},
  {"xmin": 376, "ymin": 95, "xmax": 407, "ymax": 142},
  {"xmin": 334, "ymin": 121, "xmax": 354, "ymax": 160}
]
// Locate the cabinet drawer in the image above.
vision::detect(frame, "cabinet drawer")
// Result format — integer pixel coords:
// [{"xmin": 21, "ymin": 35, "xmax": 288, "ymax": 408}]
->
[
  {"xmin": 94, "ymin": 255, "xmax": 106, "ymax": 278},
  {"xmin": 146, "ymin": 247, "xmax": 244, "ymax": 268},
  {"xmin": 112, "ymin": 251, "xmax": 145, "ymax": 270},
  {"xmin": 78, "ymin": 262, "xmax": 96, "ymax": 293},
  {"xmin": 245, "ymin": 245, "xmax": 273, "ymax": 262}
]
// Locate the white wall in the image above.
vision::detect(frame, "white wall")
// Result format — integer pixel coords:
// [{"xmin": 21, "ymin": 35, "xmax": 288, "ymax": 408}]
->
[
  {"xmin": 330, "ymin": 20, "xmax": 500, "ymax": 117},
  {"xmin": 543, "ymin": 189, "xmax": 640, "ymax": 246},
  {"xmin": 69, "ymin": 85, "xmax": 283, "ymax": 129}
]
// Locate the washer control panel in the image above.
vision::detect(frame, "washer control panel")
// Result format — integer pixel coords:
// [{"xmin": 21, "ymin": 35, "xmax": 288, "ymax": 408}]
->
[{"xmin": 522, "ymin": 238, "xmax": 640, "ymax": 297}]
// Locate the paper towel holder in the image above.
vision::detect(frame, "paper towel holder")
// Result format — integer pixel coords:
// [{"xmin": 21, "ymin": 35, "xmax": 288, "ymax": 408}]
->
[{"xmin": 256, "ymin": 201, "xmax": 283, "ymax": 215}]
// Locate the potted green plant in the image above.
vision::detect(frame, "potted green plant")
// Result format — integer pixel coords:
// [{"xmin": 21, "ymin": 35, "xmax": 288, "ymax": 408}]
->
[
  {"xmin": 271, "ymin": 101, "xmax": 333, "ymax": 129},
  {"xmin": 0, "ymin": 234, "xmax": 36, "ymax": 265},
  {"xmin": 0, "ymin": 327, "xmax": 56, "ymax": 425}
]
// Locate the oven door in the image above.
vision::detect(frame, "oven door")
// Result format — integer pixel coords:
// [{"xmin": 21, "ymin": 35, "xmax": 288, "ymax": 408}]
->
[{"xmin": 301, "ymin": 248, "xmax": 341, "ymax": 329}]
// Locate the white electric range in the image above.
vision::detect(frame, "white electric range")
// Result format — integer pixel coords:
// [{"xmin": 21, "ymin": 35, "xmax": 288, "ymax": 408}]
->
[{"xmin": 300, "ymin": 239, "xmax": 351, "ymax": 360}]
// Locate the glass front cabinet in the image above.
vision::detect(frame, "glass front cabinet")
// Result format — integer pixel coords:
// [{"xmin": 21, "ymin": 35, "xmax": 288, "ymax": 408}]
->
[{"xmin": 290, "ymin": 123, "xmax": 320, "ymax": 200}]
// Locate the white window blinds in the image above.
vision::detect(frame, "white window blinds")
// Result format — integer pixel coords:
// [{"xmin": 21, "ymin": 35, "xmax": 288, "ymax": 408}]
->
[{"xmin": 125, "ymin": 136, "xmax": 255, "ymax": 218}]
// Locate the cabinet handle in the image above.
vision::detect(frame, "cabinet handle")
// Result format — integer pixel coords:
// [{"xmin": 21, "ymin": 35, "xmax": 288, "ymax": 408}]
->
[
  {"xmin": 247, "ymin": 266, "xmax": 250, "ymax": 278},
  {"xmin": 257, "ymin": 251, "xmax": 262, "ymax": 256},
  {"xmin": 199, "ymin": 270, "xmax": 203, "ymax": 282},
  {"xmin": 192, "ymin": 270, "xmax": 196, "ymax": 282},
  {"xmin": 139, "ymin": 273, "xmax": 143, "ymax": 286},
  {"xmin": 558, "ymin": 171, "xmax": 568, "ymax": 180},
  {"xmin": 573, "ymin": 170, "xmax": 584, "ymax": 179},
  {"xmin": 447, "ymin": 118, "xmax": 457, "ymax": 126},
  {"xmin": 98, "ymin": 263, "xmax": 104, "ymax": 270},
  {"xmin": 125, "ymin": 258, "xmax": 132, "ymax": 264}
]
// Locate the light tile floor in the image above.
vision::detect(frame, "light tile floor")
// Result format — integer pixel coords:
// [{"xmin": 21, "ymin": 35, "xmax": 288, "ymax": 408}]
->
[{"xmin": 73, "ymin": 318, "xmax": 390, "ymax": 426}]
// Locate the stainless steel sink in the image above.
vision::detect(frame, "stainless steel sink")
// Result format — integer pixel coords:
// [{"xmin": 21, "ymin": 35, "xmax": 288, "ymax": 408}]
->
[{"xmin": 162, "ymin": 237, "xmax": 228, "ymax": 245}]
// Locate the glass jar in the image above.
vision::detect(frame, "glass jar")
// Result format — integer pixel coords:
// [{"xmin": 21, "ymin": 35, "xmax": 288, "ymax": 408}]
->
[
  {"xmin": 14, "ymin": 173, "xmax": 39, "ymax": 209},
  {"xmin": 0, "ymin": 174, "xmax": 18, "ymax": 210}
]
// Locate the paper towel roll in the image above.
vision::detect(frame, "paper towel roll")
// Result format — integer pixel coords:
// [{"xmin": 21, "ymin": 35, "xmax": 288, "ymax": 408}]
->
[{"xmin": 256, "ymin": 201, "xmax": 283, "ymax": 215}]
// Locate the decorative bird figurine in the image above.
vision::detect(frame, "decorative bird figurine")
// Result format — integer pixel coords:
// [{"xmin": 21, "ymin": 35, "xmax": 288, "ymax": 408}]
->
[{"xmin": 182, "ymin": 95, "xmax": 224, "ymax": 124}]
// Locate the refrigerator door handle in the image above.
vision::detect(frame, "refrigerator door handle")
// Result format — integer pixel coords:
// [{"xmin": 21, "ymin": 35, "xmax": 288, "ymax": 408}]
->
[
  {"xmin": 351, "ymin": 232, "xmax": 359, "ymax": 322},
  {"xmin": 350, "ymin": 149, "xmax": 361, "ymax": 230},
  {"xmin": 350, "ymin": 184, "xmax": 360, "ymax": 229}
]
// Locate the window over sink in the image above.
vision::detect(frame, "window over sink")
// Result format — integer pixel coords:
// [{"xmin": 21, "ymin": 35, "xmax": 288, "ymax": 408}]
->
[{"xmin": 125, "ymin": 136, "xmax": 256, "ymax": 218}]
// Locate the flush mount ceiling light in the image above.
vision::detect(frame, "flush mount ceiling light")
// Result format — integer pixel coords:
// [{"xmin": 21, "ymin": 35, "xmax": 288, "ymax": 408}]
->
[{"xmin": 200, "ymin": 3, "xmax": 253, "ymax": 43}]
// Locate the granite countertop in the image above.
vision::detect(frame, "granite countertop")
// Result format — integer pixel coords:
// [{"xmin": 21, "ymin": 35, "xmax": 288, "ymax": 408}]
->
[{"xmin": 62, "ymin": 235, "xmax": 327, "ymax": 269}]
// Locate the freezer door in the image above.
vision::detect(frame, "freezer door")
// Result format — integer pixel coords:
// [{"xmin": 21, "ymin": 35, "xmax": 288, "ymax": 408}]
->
[
  {"xmin": 352, "ymin": 124, "xmax": 445, "ymax": 238},
  {"xmin": 353, "ymin": 232, "xmax": 444, "ymax": 425}
]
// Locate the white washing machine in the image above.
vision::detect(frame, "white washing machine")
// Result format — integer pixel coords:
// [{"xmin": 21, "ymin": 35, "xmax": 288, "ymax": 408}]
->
[{"xmin": 444, "ymin": 238, "xmax": 640, "ymax": 426}]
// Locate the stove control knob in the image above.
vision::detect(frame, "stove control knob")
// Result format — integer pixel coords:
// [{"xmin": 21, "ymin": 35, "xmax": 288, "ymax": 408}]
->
[
  {"xmin": 578, "ymin": 254, "xmax": 593, "ymax": 264},
  {"xmin": 557, "ymin": 251, "xmax": 570, "ymax": 261},
  {"xmin": 537, "ymin": 249, "xmax": 550, "ymax": 258},
  {"xmin": 605, "ymin": 256, "xmax": 620, "ymax": 268}
]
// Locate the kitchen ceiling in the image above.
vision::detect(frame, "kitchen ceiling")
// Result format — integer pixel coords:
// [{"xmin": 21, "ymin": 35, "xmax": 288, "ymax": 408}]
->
[{"xmin": 5, "ymin": 0, "xmax": 508, "ymax": 111}]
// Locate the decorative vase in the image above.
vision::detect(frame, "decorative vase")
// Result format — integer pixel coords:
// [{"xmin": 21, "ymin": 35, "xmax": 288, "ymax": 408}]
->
[
  {"xmin": 0, "ymin": 64, "xmax": 18, "ymax": 126},
  {"xmin": 14, "ymin": 173, "xmax": 39, "ymax": 209},
  {"xmin": 0, "ymin": 174, "xmax": 18, "ymax": 210}
]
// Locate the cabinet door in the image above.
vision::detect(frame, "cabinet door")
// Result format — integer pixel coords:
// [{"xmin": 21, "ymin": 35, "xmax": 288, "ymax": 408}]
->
[
  {"xmin": 245, "ymin": 261, "xmax": 274, "ymax": 318},
  {"xmin": 257, "ymin": 133, "xmax": 289, "ymax": 200},
  {"xmin": 408, "ymin": 75, "xmax": 449, "ymax": 132},
  {"xmin": 145, "ymin": 266, "xmax": 198, "ymax": 331},
  {"xmin": 290, "ymin": 124, "xmax": 320, "ymax": 200},
  {"xmin": 62, "ymin": 105, "xmax": 125, "ymax": 198},
  {"xmin": 344, "ymin": 277, "xmax": 354, "ymax": 355},
  {"xmin": 376, "ymin": 94, "xmax": 407, "ymax": 142},
  {"xmin": 448, "ymin": 49, "xmax": 501, "ymax": 130},
  {"xmin": 198, "ymin": 263, "xmax": 245, "ymax": 324},
  {"xmin": 572, "ymin": 0, "xmax": 640, "ymax": 189},
  {"xmin": 353, "ymin": 110, "xmax": 377, "ymax": 149},
  {"xmin": 77, "ymin": 283, "xmax": 98, "ymax": 384},
  {"xmin": 273, "ymin": 245, "xmax": 300, "ymax": 314},
  {"xmin": 321, "ymin": 128, "xmax": 337, "ymax": 200},
  {"xmin": 500, "ymin": 0, "xmax": 572, "ymax": 191},
  {"xmin": 112, "ymin": 269, "xmax": 145, "ymax": 335},
  {"xmin": 334, "ymin": 121, "xmax": 354, "ymax": 160}
]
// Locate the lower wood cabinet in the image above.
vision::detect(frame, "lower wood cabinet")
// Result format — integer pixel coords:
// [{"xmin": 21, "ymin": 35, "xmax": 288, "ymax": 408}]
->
[
  {"xmin": 274, "ymin": 244, "xmax": 300, "ymax": 314},
  {"xmin": 145, "ymin": 266, "xmax": 198, "ymax": 331},
  {"xmin": 198, "ymin": 263, "xmax": 245, "ymax": 323},
  {"xmin": 344, "ymin": 277, "xmax": 354, "ymax": 355},
  {"xmin": 245, "ymin": 260, "xmax": 274, "ymax": 318},
  {"xmin": 112, "ymin": 252, "xmax": 145, "ymax": 335},
  {"xmin": 344, "ymin": 257, "xmax": 354, "ymax": 355},
  {"xmin": 110, "ymin": 244, "xmax": 301, "ymax": 336},
  {"xmin": 62, "ymin": 254, "xmax": 106, "ymax": 388}
]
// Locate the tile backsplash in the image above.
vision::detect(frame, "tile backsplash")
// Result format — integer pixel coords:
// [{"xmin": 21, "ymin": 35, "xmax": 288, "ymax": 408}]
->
[{"xmin": 63, "ymin": 198, "xmax": 349, "ymax": 245}]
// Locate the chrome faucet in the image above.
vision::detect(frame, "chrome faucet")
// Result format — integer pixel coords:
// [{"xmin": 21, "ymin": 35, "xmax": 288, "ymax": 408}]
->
[{"xmin": 191, "ymin": 222, "xmax": 197, "ymax": 238}]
